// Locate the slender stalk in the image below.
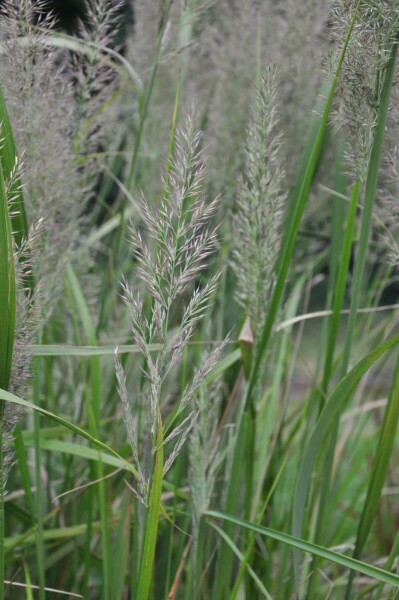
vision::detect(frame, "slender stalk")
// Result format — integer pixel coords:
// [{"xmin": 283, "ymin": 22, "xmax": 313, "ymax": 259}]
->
[
  {"xmin": 245, "ymin": 0, "xmax": 361, "ymax": 414},
  {"xmin": 305, "ymin": 181, "xmax": 360, "ymax": 597},
  {"xmin": 0, "ymin": 129, "xmax": 16, "ymax": 600},
  {"xmin": 137, "ymin": 411, "xmax": 164, "ymax": 600},
  {"xmin": 0, "ymin": 415, "xmax": 4, "ymax": 600},
  {"xmin": 33, "ymin": 355, "xmax": 46, "ymax": 600},
  {"xmin": 66, "ymin": 266, "xmax": 111, "ymax": 600}
]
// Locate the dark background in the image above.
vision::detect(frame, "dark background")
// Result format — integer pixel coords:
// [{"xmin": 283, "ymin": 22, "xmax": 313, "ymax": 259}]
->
[
  {"xmin": 50, "ymin": 0, "xmax": 132, "ymax": 30},
  {"xmin": 49, "ymin": 0, "xmax": 86, "ymax": 29},
  {"xmin": 1, "ymin": 1, "xmax": 132, "ymax": 33}
]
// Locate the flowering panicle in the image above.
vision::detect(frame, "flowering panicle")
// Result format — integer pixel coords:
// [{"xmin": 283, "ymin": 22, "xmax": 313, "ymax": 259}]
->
[
  {"xmin": 189, "ymin": 378, "xmax": 224, "ymax": 531},
  {"xmin": 0, "ymin": 1, "xmax": 82, "ymax": 311},
  {"xmin": 331, "ymin": 0, "xmax": 399, "ymax": 181},
  {"xmin": 330, "ymin": 1, "xmax": 399, "ymax": 267},
  {"xmin": 232, "ymin": 68, "xmax": 287, "ymax": 340},
  {"xmin": 115, "ymin": 112, "xmax": 225, "ymax": 502},
  {"xmin": 72, "ymin": 0, "xmax": 121, "ymax": 157},
  {"xmin": 1, "ymin": 154, "xmax": 42, "ymax": 492},
  {"xmin": 0, "ymin": 0, "xmax": 123, "ymax": 319}
]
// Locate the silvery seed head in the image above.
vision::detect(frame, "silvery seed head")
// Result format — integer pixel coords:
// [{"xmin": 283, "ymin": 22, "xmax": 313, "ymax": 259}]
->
[
  {"xmin": 116, "ymin": 110, "xmax": 225, "ymax": 502},
  {"xmin": 231, "ymin": 67, "xmax": 287, "ymax": 341}
]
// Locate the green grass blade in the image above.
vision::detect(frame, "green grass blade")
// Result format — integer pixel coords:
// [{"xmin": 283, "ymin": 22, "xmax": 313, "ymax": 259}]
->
[
  {"xmin": 210, "ymin": 522, "xmax": 272, "ymax": 599},
  {"xmin": 213, "ymin": 409, "xmax": 248, "ymax": 599},
  {"xmin": 112, "ymin": 493, "xmax": 131, "ymax": 600},
  {"xmin": 292, "ymin": 333, "xmax": 399, "ymax": 579},
  {"xmin": 321, "ymin": 180, "xmax": 360, "ymax": 397},
  {"xmin": 206, "ymin": 511, "xmax": 399, "ymax": 589},
  {"xmin": 0, "ymin": 86, "xmax": 29, "ymax": 247},
  {"xmin": 21, "ymin": 438, "xmax": 130, "ymax": 472},
  {"xmin": 230, "ymin": 455, "xmax": 288, "ymax": 600},
  {"xmin": 32, "ymin": 343, "xmax": 155, "ymax": 356},
  {"xmin": 0, "ymin": 85, "xmax": 34, "ymax": 298},
  {"xmin": 303, "ymin": 181, "xmax": 360, "ymax": 596},
  {"xmin": 326, "ymin": 140, "xmax": 347, "ymax": 297},
  {"xmin": 137, "ymin": 414, "xmax": 164, "ymax": 600},
  {"xmin": 66, "ymin": 265, "xmax": 112, "ymax": 598},
  {"xmin": 32, "ymin": 358, "xmax": 45, "ymax": 600},
  {"xmin": 245, "ymin": 0, "xmax": 361, "ymax": 410},
  {"xmin": 0, "ymin": 153, "xmax": 15, "ymax": 392},
  {"xmin": 13, "ymin": 427, "xmax": 35, "ymax": 518},
  {"xmin": 5, "ymin": 519, "xmax": 118, "ymax": 551},
  {"xmin": 23, "ymin": 561, "xmax": 34, "ymax": 600},
  {"xmin": 66, "ymin": 265, "xmax": 101, "ymax": 426},
  {"xmin": 0, "ymin": 386, "xmax": 139, "ymax": 478},
  {"xmin": 344, "ymin": 349, "xmax": 399, "ymax": 598},
  {"xmin": 375, "ymin": 529, "xmax": 399, "ymax": 599},
  {"xmin": 0, "ymin": 135, "xmax": 16, "ymax": 600}
]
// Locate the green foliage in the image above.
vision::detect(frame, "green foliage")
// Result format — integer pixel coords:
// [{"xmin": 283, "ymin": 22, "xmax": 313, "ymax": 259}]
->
[{"xmin": 1, "ymin": 1, "xmax": 399, "ymax": 599}]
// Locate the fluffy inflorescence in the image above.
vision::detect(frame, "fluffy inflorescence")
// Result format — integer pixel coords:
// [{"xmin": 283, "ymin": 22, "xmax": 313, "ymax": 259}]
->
[
  {"xmin": 123, "ymin": 0, "xmax": 328, "ymax": 199},
  {"xmin": 189, "ymin": 377, "xmax": 225, "ymax": 535},
  {"xmin": 0, "ymin": 0, "xmax": 120, "ymax": 489},
  {"xmin": 115, "ymin": 112, "xmax": 226, "ymax": 503},
  {"xmin": 232, "ymin": 68, "xmax": 287, "ymax": 340},
  {"xmin": 72, "ymin": 0, "xmax": 121, "ymax": 156},
  {"xmin": 330, "ymin": 0, "xmax": 399, "ymax": 264},
  {"xmin": 192, "ymin": 0, "xmax": 327, "ymax": 190},
  {"xmin": 332, "ymin": 0, "xmax": 399, "ymax": 181},
  {"xmin": 0, "ymin": 149, "xmax": 42, "ymax": 490},
  {"xmin": 0, "ymin": 0, "xmax": 119, "ymax": 314}
]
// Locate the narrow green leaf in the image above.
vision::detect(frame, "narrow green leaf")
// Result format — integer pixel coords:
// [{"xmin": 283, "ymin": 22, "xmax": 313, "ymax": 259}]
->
[
  {"xmin": 0, "ymin": 133, "xmax": 16, "ymax": 600},
  {"xmin": 321, "ymin": 180, "xmax": 360, "ymax": 397},
  {"xmin": 113, "ymin": 493, "xmax": 131, "ymax": 600},
  {"xmin": 0, "ymin": 386, "xmax": 139, "ymax": 479},
  {"xmin": 344, "ymin": 349, "xmax": 399, "ymax": 598},
  {"xmin": 13, "ymin": 427, "xmax": 35, "ymax": 518},
  {"xmin": 0, "ymin": 86, "xmax": 29, "ymax": 249},
  {"xmin": 0, "ymin": 156, "xmax": 15, "ymax": 391},
  {"xmin": 230, "ymin": 455, "xmax": 288, "ymax": 600},
  {"xmin": 66, "ymin": 265, "xmax": 112, "ymax": 599},
  {"xmin": 293, "ymin": 333, "xmax": 399, "ymax": 568},
  {"xmin": 206, "ymin": 511, "xmax": 399, "ymax": 589},
  {"xmin": 137, "ymin": 415, "xmax": 164, "ymax": 600},
  {"xmin": 209, "ymin": 522, "xmax": 272, "ymax": 599},
  {"xmin": 303, "ymin": 180, "xmax": 360, "ymax": 597},
  {"xmin": 31, "ymin": 343, "xmax": 150, "ymax": 357},
  {"xmin": 0, "ymin": 85, "xmax": 34, "ymax": 296},
  {"xmin": 66, "ymin": 265, "xmax": 101, "ymax": 426},
  {"xmin": 23, "ymin": 562, "xmax": 34, "ymax": 600},
  {"xmin": 5, "ymin": 519, "xmax": 118, "ymax": 551},
  {"xmin": 21, "ymin": 438, "xmax": 129, "ymax": 471},
  {"xmin": 213, "ymin": 406, "xmax": 247, "ymax": 598}
]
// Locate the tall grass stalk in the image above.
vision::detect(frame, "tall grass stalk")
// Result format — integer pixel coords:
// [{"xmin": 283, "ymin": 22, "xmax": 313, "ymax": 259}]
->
[
  {"xmin": 0, "ymin": 148, "xmax": 16, "ymax": 600},
  {"xmin": 220, "ymin": 2, "xmax": 360, "ymax": 592},
  {"xmin": 245, "ymin": 0, "xmax": 361, "ymax": 410},
  {"xmin": 304, "ymin": 178, "xmax": 360, "ymax": 598}
]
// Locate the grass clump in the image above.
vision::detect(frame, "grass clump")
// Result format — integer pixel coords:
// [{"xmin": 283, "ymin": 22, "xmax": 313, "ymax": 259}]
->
[{"xmin": 1, "ymin": 1, "xmax": 399, "ymax": 599}]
